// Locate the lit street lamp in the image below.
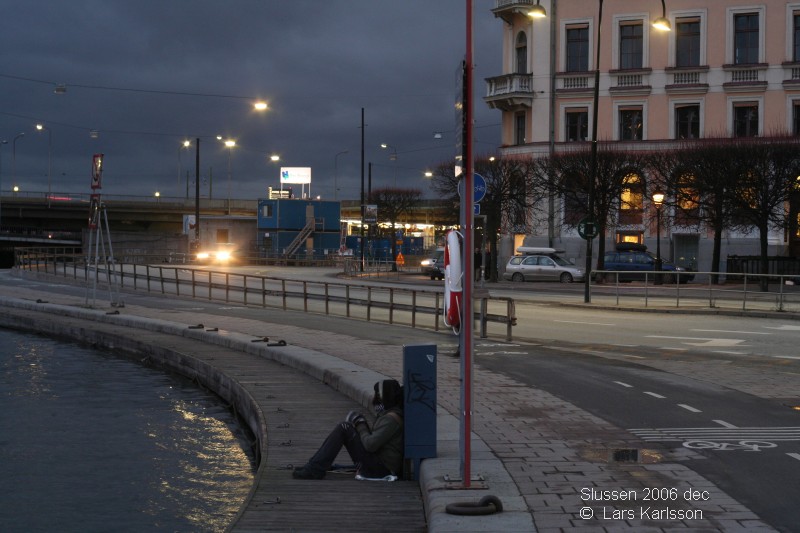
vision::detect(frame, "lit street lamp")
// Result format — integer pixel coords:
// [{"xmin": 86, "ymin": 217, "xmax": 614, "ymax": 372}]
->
[
  {"xmin": 220, "ymin": 138, "xmax": 236, "ymax": 212},
  {"xmin": 178, "ymin": 140, "xmax": 191, "ymax": 198},
  {"xmin": 380, "ymin": 143, "xmax": 397, "ymax": 187},
  {"xmin": 35, "ymin": 124, "xmax": 52, "ymax": 204},
  {"xmin": 0, "ymin": 139, "xmax": 7, "ymax": 228},
  {"xmin": 652, "ymin": 189, "xmax": 665, "ymax": 284}
]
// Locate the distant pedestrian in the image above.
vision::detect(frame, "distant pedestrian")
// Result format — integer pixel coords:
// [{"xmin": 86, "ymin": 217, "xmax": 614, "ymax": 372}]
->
[{"xmin": 474, "ymin": 248, "xmax": 483, "ymax": 282}]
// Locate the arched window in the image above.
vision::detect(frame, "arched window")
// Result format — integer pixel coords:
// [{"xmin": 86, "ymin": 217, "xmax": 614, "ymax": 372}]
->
[
  {"xmin": 515, "ymin": 32, "xmax": 527, "ymax": 74},
  {"xmin": 619, "ymin": 174, "xmax": 644, "ymax": 225}
]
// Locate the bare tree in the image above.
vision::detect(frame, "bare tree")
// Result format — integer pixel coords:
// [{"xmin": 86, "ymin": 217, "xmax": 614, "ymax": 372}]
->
[
  {"xmin": 369, "ymin": 187, "xmax": 422, "ymax": 270},
  {"xmin": 727, "ymin": 137, "xmax": 800, "ymax": 290},
  {"xmin": 548, "ymin": 146, "xmax": 646, "ymax": 272},
  {"xmin": 430, "ymin": 156, "xmax": 543, "ymax": 281}
]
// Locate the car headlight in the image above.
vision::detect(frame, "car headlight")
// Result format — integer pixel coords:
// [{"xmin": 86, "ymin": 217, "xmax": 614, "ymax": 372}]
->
[
  {"xmin": 215, "ymin": 250, "xmax": 232, "ymax": 262},
  {"xmin": 421, "ymin": 259, "xmax": 432, "ymax": 267},
  {"xmin": 196, "ymin": 251, "xmax": 210, "ymax": 260}
]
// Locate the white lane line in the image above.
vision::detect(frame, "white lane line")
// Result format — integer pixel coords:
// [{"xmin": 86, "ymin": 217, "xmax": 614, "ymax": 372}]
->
[
  {"xmin": 691, "ymin": 329, "xmax": 770, "ymax": 335},
  {"xmin": 788, "ymin": 453, "xmax": 800, "ymax": 461},
  {"xmin": 661, "ymin": 347, "xmax": 688, "ymax": 351},
  {"xmin": 776, "ymin": 355, "xmax": 800, "ymax": 360},
  {"xmin": 612, "ymin": 344, "xmax": 639, "ymax": 347},
  {"xmin": 622, "ymin": 355, "xmax": 646, "ymax": 359},
  {"xmin": 765, "ymin": 325, "xmax": 800, "ymax": 331},
  {"xmin": 678, "ymin": 404, "xmax": 702, "ymax": 413},
  {"xmin": 713, "ymin": 351, "xmax": 747, "ymax": 355},
  {"xmin": 713, "ymin": 420, "xmax": 738, "ymax": 428},
  {"xmin": 614, "ymin": 381, "xmax": 634, "ymax": 388},
  {"xmin": 644, "ymin": 392, "xmax": 666, "ymax": 399},
  {"xmin": 554, "ymin": 319, "xmax": 616, "ymax": 326}
]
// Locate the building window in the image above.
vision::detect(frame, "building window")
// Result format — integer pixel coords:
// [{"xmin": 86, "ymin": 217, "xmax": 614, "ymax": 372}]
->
[
  {"xmin": 565, "ymin": 108, "xmax": 588, "ymax": 142},
  {"xmin": 676, "ymin": 174, "xmax": 700, "ymax": 225},
  {"xmin": 675, "ymin": 104, "xmax": 700, "ymax": 139},
  {"xmin": 734, "ymin": 13, "xmax": 759, "ymax": 65},
  {"xmin": 262, "ymin": 204, "xmax": 273, "ymax": 217},
  {"xmin": 216, "ymin": 229, "xmax": 229, "ymax": 244},
  {"xmin": 515, "ymin": 32, "xmax": 527, "ymax": 74},
  {"xmin": 733, "ymin": 102, "xmax": 758, "ymax": 137},
  {"xmin": 514, "ymin": 112, "xmax": 526, "ymax": 145},
  {"xmin": 566, "ymin": 24, "xmax": 589, "ymax": 72},
  {"xmin": 794, "ymin": 102, "xmax": 800, "ymax": 135},
  {"xmin": 794, "ymin": 13, "xmax": 800, "ymax": 62},
  {"xmin": 619, "ymin": 174, "xmax": 644, "ymax": 225},
  {"xmin": 676, "ymin": 17, "xmax": 701, "ymax": 67},
  {"xmin": 619, "ymin": 21, "xmax": 643, "ymax": 69},
  {"xmin": 619, "ymin": 107, "xmax": 643, "ymax": 140}
]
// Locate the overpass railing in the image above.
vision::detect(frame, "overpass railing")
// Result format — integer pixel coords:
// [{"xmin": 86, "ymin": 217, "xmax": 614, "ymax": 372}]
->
[{"xmin": 14, "ymin": 247, "xmax": 517, "ymax": 341}]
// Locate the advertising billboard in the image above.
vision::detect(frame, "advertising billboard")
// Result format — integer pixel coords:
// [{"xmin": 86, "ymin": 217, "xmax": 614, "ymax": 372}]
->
[{"xmin": 280, "ymin": 167, "xmax": 311, "ymax": 184}]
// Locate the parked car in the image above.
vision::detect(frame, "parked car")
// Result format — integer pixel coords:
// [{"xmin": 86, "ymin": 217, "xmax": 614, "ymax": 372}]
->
[
  {"xmin": 420, "ymin": 248, "xmax": 445, "ymax": 280},
  {"xmin": 502, "ymin": 250, "xmax": 584, "ymax": 283},
  {"xmin": 603, "ymin": 244, "xmax": 694, "ymax": 283}
]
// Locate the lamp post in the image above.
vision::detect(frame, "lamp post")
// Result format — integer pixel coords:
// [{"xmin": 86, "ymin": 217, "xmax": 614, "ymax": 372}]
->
[
  {"xmin": 179, "ymin": 140, "xmax": 191, "ymax": 198},
  {"xmin": 652, "ymin": 189, "xmax": 665, "ymax": 285},
  {"xmin": 334, "ymin": 150, "xmax": 348, "ymax": 201},
  {"xmin": 221, "ymin": 138, "xmax": 236, "ymax": 213},
  {"xmin": 380, "ymin": 143, "xmax": 398, "ymax": 187},
  {"xmin": 578, "ymin": 0, "xmax": 670, "ymax": 303},
  {"xmin": 35, "ymin": 124, "xmax": 52, "ymax": 205}
]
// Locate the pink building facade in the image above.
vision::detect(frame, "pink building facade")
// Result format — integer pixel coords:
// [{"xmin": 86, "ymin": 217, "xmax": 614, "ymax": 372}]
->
[{"xmin": 486, "ymin": 0, "xmax": 800, "ymax": 273}]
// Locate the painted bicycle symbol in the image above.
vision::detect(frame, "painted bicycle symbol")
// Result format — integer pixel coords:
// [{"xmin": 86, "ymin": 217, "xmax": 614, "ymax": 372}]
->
[{"xmin": 682, "ymin": 440, "xmax": 777, "ymax": 452}]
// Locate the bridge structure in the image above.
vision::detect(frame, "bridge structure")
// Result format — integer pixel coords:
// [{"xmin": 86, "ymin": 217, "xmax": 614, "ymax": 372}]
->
[{"xmin": 0, "ymin": 192, "xmax": 259, "ymax": 266}]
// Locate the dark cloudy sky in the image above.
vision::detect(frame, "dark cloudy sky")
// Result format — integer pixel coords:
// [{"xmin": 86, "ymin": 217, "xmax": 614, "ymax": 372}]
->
[{"xmin": 0, "ymin": 0, "xmax": 502, "ymax": 202}]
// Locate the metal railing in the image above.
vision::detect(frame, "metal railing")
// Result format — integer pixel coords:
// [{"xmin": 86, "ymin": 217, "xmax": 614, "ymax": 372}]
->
[
  {"xmin": 594, "ymin": 270, "xmax": 800, "ymax": 313},
  {"xmin": 14, "ymin": 248, "xmax": 517, "ymax": 340}
]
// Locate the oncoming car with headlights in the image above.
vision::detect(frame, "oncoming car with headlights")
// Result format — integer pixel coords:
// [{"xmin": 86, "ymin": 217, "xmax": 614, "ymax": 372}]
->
[
  {"xmin": 193, "ymin": 243, "xmax": 237, "ymax": 264},
  {"xmin": 502, "ymin": 247, "xmax": 584, "ymax": 283}
]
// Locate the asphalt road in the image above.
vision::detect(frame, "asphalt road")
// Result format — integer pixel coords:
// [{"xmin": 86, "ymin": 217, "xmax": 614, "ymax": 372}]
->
[{"xmin": 478, "ymin": 344, "xmax": 800, "ymax": 532}]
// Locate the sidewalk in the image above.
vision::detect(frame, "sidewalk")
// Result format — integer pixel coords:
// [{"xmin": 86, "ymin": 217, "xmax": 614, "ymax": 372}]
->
[{"xmin": 0, "ymin": 269, "xmax": 777, "ymax": 532}]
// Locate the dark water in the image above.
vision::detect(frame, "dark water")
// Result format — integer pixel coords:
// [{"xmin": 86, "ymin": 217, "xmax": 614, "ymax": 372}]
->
[{"xmin": 0, "ymin": 329, "xmax": 255, "ymax": 532}]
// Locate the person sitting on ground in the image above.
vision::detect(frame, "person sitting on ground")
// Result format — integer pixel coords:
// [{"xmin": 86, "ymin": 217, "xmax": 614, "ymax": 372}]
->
[{"xmin": 293, "ymin": 379, "xmax": 404, "ymax": 480}]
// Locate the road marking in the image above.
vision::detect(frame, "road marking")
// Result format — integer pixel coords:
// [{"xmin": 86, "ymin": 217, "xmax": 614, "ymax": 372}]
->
[
  {"xmin": 713, "ymin": 351, "xmax": 747, "ymax": 356},
  {"xmin": 644, "ymin": 391, "xmax": 666, "ymax": 399},
  {"xmin": 764, "ymin": 325, "xmax": 800, "ymax": 331},
  {"xmin": 630, "ymin": 426, "xmax": 800, "ymax": 442},
  {"xmin": 713, "ymin": 420, "xmax": 738, "ymax": 428},
  {"xmin": 612, "ymin": 344, "xmax": 639, "ymax": 347},
  {"xmin": 691, "ymin": 329, "xmax": 770, "ymax": 335},
  {"xmin": 647, "ymin": 335, "xmax": 749, "ymax": 347},
  {"xmin": 554, "ymin": 319, "xmax": 616, "ymax": 326},
  {"xmin": 788, "ymin": 453, "xmax": 800, "ymax": 461},
  {"xmin": 661, "ymin": 347, "xmax": 687, "ymax": 351},
  {"xmin": 776, "ymin": 355, "xmax": 800, "ymax": 360},
  {"xmin": 621, "ymin": 354, "xmax": 645, "ymax": 359},
  {"xmin": 678, "ymin": 404, "xmax": 702, "ymax": 413},
  {"xmin": 613, "ymin": 381, "xmax": 633, "ymax": 388}
]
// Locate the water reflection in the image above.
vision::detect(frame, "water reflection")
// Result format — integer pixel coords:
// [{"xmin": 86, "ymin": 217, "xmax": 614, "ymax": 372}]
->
[{"xmin": 0, "ymin": 330, "xmax": 254, "ymax": 532}]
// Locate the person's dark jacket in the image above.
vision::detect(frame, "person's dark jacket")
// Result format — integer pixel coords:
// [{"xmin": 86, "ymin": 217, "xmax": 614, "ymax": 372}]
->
[{"xmin": 356, "ymin": 407, "xmax": 404, "ymax": 475}]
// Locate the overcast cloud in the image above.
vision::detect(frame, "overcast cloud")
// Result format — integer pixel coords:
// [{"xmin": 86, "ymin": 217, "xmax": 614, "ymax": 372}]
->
[{"xmin": 0, "ymin": 1, "xmax": 502, "ymax": 202}]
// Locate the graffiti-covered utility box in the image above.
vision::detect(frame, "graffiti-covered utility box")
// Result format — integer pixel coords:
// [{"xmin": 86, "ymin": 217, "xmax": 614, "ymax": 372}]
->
[{"xmin": 402, "ymin": 344, "xmax": 437, "ymax": 480}]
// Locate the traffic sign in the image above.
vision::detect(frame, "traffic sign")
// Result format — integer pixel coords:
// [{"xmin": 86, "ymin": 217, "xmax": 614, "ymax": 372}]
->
[
  {"xmin": 578, "ymin": 217, "xmax": 598, "ymax": 240},
  {"xmin": 457, "ymin": 172, "xmax": 487, "ymax": 203}
]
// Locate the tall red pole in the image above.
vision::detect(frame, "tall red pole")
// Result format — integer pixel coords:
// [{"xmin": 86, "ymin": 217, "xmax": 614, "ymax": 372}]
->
[{"xmin": 461, "ymin": 0, "xmax": 475, "ymax": 488}]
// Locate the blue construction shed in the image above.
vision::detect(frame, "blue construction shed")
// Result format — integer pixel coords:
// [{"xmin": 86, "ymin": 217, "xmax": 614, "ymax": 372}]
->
[{"xmin": 257, "ymin": 198, "xmax": 342, "ymax": 258}]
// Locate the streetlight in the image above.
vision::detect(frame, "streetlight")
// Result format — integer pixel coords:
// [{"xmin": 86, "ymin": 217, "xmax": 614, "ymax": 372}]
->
[
  {"xmin": 528, "ymin": 0, "xmax": 546, "ymax": 18},
  {"xmin": 574, "ymin": 0, "xmax": 671, "ymax": 303},
  {"xmin": 35, "ymin": 124, "xmax": 52, "ymax": 204},
  {"xmin": 221, "ymin": 139, "xmax": 236, "ymax": 212},
  {"xmin": 179, "ymin": 140, "xmax": 191, "ymax": 198},
  {"xmin": 652, "ymin": 189, "xmax": 665, "ymax": 284},
  {"xmin": 12, "ymin": 133, "xmax": 24, "ymax": 200},
  {"xmin": 334, "ymin": 150, "xmax": 348, "ymax": 201},
  {"xmin": 380, "ymin": 143, "xmax": 397, "ymax": 187}
]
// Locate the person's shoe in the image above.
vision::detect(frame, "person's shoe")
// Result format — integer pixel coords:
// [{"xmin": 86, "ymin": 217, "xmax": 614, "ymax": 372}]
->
[{"xmin": 292, "ymin": 466, "xmax": 325, "ymax": 480}]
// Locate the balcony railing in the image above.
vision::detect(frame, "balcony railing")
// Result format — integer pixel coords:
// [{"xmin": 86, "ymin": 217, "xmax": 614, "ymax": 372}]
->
[
  {"xmin": 723, "ymin": 64, "xmax": 768, "ymax": 92},
  {"xmin": 485, "ymin": 73, "xmax": 535, "ymax": 110}
]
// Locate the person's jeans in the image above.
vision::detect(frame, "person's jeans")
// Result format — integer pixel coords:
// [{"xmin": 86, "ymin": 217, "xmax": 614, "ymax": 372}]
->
[{"xmin": 305, "ymin": 421, "xmax": 391, "ymax": 478}]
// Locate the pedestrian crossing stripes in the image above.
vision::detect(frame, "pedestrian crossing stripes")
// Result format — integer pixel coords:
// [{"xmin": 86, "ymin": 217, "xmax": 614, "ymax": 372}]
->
[{"xmin": 629, "ymin": 427, "xmax": 800, "ymax": 442}]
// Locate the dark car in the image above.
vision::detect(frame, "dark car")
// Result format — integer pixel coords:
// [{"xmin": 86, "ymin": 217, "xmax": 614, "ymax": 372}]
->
[
  {"xmin": 420, "ymin": 248, "xmax": 445, "ymax": 280},
  {"xmin": 603, "ymin": 244, "xmax": 694, "ymax": 283}
]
